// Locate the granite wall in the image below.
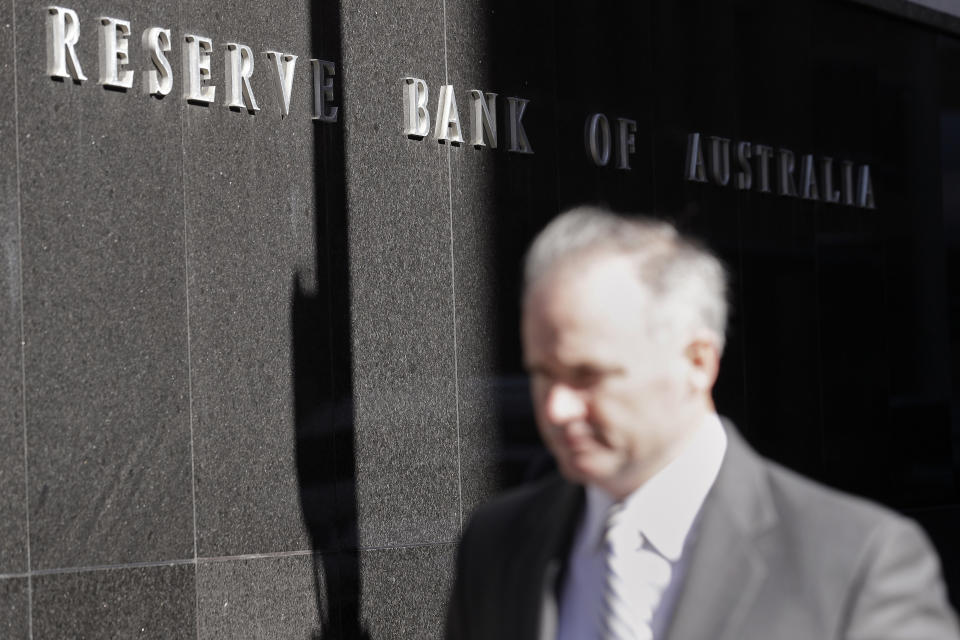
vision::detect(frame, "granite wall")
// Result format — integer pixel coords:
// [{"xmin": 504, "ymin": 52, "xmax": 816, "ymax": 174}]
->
[
  {"xmin": 2, "ymin": 0, "xmax": 960, "ymax": 638},
  {"xmin": 0, "ymin": 0, "xmax": 472, "ymax": 636}
]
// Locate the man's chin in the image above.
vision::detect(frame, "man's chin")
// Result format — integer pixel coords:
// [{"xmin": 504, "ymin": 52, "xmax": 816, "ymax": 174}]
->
[{"xmin": 558, "ymin": 453, "xmax": 610, "ymax": 486}]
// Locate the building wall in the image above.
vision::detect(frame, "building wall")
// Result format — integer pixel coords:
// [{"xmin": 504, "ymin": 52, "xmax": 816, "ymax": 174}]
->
[
  {"xmin": 1, "ymin": 0, "xmax": 959, "ymax": 638},
  {"xmin": 0, "ymin": 0, "xmax": 474, "ymax": 636}
]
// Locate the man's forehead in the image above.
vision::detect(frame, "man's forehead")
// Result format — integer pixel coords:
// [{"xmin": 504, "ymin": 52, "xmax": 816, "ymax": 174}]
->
[
  {"xmin": 524, "ymin": 259, "xmax": 654, "ymax": 348},
  {"xmin": 526, "ymin": 251, "xmax": 647, "ymax": 309}
]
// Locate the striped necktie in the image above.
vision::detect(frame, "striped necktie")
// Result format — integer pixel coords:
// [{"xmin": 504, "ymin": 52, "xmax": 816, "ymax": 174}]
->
[{"xmin": 599, "ymin": 502, "xmax": 672, "ymax": 640}]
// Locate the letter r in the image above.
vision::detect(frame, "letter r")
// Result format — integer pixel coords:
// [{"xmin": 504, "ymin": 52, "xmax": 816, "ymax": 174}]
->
[{"xmin": 46, "ymin": 6, "xmax": 87, "ymax": 81}]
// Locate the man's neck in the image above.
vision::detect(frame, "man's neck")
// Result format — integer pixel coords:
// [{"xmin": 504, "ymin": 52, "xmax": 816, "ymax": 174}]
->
[{"xmin": 600, "ymin": 405, "xmax": 716, "ymax": 501}]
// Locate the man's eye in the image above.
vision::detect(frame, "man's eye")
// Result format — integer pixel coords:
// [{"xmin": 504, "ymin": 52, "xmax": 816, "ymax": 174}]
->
[{"xmin": 569, "ymin": 368, "xmax": 601, "ymax": 386}]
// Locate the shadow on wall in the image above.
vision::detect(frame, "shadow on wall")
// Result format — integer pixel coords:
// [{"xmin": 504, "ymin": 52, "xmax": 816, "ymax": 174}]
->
[{"xmin": 291, "ymin": 0, "xmax": 369, "ymax": 638}]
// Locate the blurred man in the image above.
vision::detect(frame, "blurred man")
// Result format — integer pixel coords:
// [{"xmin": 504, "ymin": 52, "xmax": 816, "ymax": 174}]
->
[{"xmin": 445, "ymin": 206, "xmax": 960, "ymax": 640}]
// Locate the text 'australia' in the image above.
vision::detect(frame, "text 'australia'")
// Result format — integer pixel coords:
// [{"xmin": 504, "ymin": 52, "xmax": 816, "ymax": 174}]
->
[{"xmin": 686, "ymin": 133, "xmax": 876, "ymax": 209}]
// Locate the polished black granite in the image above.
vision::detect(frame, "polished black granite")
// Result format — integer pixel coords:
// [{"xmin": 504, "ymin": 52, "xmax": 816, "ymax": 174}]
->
[
  {"xmin": 0, "ymin": 0, "xmax": 26, "ymax": 577},
  {"xmin": 178, "ymin": 0, "xmax": 319, "ymax": 560},
  {"xmin": 442, "ymin": 0, "xmax": 563, "ymax": 517},
  {"xmin": 338, "ymin": 0, "xmax": 462, "ymax": 548},
  {"xmin": 15, "ymin": 0, "xmax": 193, "ymax": 570},
  {"xmin": 473, "ymin": 0, "xmax": 960, "ymax": 606},
  {"xmin": 197, "ymin": 554, "xmax": 330, "ymax": 639},
  {"xmin": 359, "ymin": 543, "xmax": 456, "ymax": 639},
  {"xmin": 32, "ymin": 565, "xmax": 194, "ymax": 638},
  {"xmin": 0, "ymin": 578, "xmax": 28, "ymax": 640}
]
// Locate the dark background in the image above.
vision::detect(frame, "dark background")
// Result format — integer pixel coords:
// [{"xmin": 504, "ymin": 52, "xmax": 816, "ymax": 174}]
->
[{"xmin": 479, "ymin": 0, "xmax": 960, "ymax": 610}]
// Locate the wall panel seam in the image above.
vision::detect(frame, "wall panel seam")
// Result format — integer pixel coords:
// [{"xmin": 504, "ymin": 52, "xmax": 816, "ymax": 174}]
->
[
  {"xmin": 11, "ymin": 1, "xmax": 34, "ymax": 637},
  {"xmin": 440, "ymin": 0, "xmax": 464, "ymax": 534},
  {"xmin": 0, "ymin": 540, "xmax": 460, "ymax": 580},
  {"xmin": 176, "ymin": 2, "xmax": 202, "ymax": 638}
]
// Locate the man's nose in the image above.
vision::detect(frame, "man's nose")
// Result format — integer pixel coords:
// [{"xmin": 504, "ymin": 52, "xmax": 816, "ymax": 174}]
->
[{"xmin": 544, "ymin": 383, "xmax": 587, "ymax": 424}]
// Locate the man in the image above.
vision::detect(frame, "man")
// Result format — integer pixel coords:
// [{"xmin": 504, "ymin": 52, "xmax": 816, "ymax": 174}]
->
[{"xmin": 445, "ymin": 206, "xmax": 960, "ymax": 640}]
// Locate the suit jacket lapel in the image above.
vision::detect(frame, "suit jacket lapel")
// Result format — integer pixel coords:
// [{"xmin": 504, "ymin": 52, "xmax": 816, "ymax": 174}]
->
[
  {"xmin": 508, "ymin": 478, "xmax": 583, "ymax": 640},
  {"xmin": 665, "ymin": 425, "xmax": 776, "ymax": 640}
]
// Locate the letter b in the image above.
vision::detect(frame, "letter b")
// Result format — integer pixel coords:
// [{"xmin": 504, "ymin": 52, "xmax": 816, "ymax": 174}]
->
[{"xmin": 402, "ymin": 77, "xmax": 430, "ymax": 139}]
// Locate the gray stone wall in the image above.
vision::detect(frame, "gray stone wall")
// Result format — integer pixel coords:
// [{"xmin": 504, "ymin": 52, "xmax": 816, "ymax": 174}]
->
[{"xmin": 0, "ymin": 0, "xmax": 492, "ymax": 636}]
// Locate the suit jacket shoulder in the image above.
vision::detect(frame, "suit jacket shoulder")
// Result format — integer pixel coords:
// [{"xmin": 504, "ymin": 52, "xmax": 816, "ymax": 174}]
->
[
  {"xmin": 446, "ymin": 475, "xmax": 582, "ymax": 640},
  {"xmin": 465, "ymin": 474, "xmax": 579, "ymax": 546},
  {"xmin": 446, "ymin": 425, "xmax": 960, "ymax": 640},
  {"xmin": 763, "ymin": 456, "xmax": 957, "ymax": 639},
  {"xmin": 668, "ymin": 426, "xmax": 960, "ymax": 640}
]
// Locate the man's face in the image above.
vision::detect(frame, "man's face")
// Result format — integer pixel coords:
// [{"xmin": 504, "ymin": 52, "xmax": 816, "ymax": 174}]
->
[{"xmin": 522, "ymin": 253, "xmax": 702, "ymax": 495}]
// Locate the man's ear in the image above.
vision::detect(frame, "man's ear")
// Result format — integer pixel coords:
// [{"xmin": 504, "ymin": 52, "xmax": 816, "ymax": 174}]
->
[{"xmin": 684, "ymin": 330, "xmax": 721, "ymax": 394}]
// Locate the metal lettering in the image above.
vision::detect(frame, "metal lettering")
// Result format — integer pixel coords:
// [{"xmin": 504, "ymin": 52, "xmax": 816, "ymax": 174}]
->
[
  {"xmin": 841, "ymin": 160, "xmax": 855, "ymax": 206},
  {"xmin": 182, "ymin": 34, "xmax": 215, "ymax": 104},
  {"xmin": 752, "ymin": 144, "xmax": 773, "ymax": 193},
  {"xmin": 615, "ymin": 118, "xmax": 636, "ymax": 170},
  {"xmin": 98, "ymin": 17, "xmax": 133, "ymax": 89},
  {"xmin": 777, "ymin": 148, "xmax": 797, "ymax": 197},
  {"xmin": 469, "ymin": 90, "xmax": 497, "ymax": 148},
  {"xmin": 311, "ymin": 59, "xmax": 338, "ymax": 123},
  {"xmin": 707, "ymin": 136, "xmax": 731, "ymax": 186},
  {"xmin": 820, "ymin": 157, "xmax": 841, "ymax": 203},
  {"xmin": 857, "ymin": 165, "xmax": 876, "ymax": 209},
  {"xmin": 684, "ymin": 133, "xmax": 707, "ymax": 183},
  {"xmin": 46, "ymin": 6, "xmax": 87, "ymax": 81},
  {"xmin": 681, "ymin": 132, "xmax": 875, "ymax": 209},
  {"xmin": 799, "ymin": 154, "xmax": 819, "ymax": 200},
  {"xmin": 402, "ymin": 77, "xmax": 430, "ymax": 138},
  {"xmin": 434, "ymin": 85, "xmax": 464, "ymax": 144},
  {"xmin": 142, "ymin": 27, "xmax": 172, "ymax": 96},
  {"xmin": 264, "ymin": 51, "xmax": 297, "ymax": 117},
  {"xmin": 224, "ymin": 43, "xmax": 259, "ymax": 112},
  {"xmin": 735, "ymin": 141, "xmax": 752, "ymax": 190},
  {"xmin": 586, "ymin": 114, "xmax": 611, "ymax": 167},
  {"xmin": 507, "ymin": 97, "xmax": 533, "ymax": 154}
]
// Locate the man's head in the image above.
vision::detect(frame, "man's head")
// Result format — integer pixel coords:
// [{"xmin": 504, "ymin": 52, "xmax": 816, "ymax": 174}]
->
[{"xmin": 521, "ymin": 206, "xmax": 728, "ymax": 498}]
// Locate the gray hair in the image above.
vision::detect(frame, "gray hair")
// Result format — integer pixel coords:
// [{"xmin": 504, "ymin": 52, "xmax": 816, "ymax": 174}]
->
[{"xmin": 523, "ymin": 206, "xmax": 729, "ymax": 352}]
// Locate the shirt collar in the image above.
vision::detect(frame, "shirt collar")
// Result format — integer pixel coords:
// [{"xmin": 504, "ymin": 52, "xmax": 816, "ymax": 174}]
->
[{"xmin": 586, "ymin": 413, "xmax": 728, "ymax": 561}]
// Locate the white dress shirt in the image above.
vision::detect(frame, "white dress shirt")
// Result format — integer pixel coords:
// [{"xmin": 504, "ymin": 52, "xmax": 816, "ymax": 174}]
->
[{"xmin": 556, "ymin": 414, "xmax": 728, "ymax": 640}]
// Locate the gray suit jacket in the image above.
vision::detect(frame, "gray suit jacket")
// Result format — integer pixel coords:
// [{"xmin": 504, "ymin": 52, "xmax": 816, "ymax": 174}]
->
[{"xmin": 445, "ymin": 426, "xmax": 960, "ymax": 640}]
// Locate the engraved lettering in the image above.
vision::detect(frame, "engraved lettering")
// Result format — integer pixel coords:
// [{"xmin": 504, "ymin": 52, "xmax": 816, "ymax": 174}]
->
[
  {"xmin": 857, "ymin": 165, "xmax": 876, "ymax": 209},
  {"xmin": 684, "ymin": 133, "xmax": 707, "ymax": 183},
  {"xmin": 434, "ymin": 85, "xmax": 464, "ymax": 144},
  {"xmin": 469, "ymin": 90, "xmax": 497, "ymax": 148},
  {"xmin": 777, "ymin": 149, "xmax": 797, "ymax": 197},
  {"xmin": 799, "ymin": 154, "xmax": 819, "ymax": 200},
  {"xmin": 46, "ymin": 6, "xmax": 87, "ymax": 81},
  {"xmin": 683, "ymin": 132, "xmax": 876, "ymax": 208},
  {"xmin": 615, "ymin": 118, "xmax": 636, "ymax": 170},
  {"xmin": 311, "ymin": 59, "xmax": 338, "ymax": 123},
  {"xmin": 507, "ymin": 97, "xmax": 533, "ymax": 154},
  {"xmin": 735, "ymin": 141, "xmax": 752, "ymax": 190},
  {"xmin": 841, "ymin": 160, "xmax": 855, "ymax": 206},
  {"xmin": 820, "ymin": 157, "xmax": 841, "ymax": 203},
  {"xmin": 586, "ymin": 114, "xmax": 611, "ymax": 167},
  {"xmin": 402, "ymin": 77, "xmax": 430, "ymax": 138},
  {"xmin": 142, "ymin": 27, "xmax": 172, "ymax": 97},
  {"xmin": 224, "ymin": 43, "xmax": 259, "ymax": 113},
  {"xmin": 264, "ymin": 51, "xmax": 297, "ymax": 117},
  {"xmin": 183, "ymin": 34, "xmax": 215, "ymax": 104},
  {"xmin": 753, "ymin": 144, "xmax": 774, "ymax": 193},
  {"xmin": 98, "ymin": 17, "xmax": 133, "ymax": 89},
  {"xmin": 707, "ymin": 136, "xmax": 731, "ymax": 186}
]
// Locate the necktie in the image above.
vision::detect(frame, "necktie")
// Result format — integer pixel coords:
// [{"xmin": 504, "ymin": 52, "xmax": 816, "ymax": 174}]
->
[{"xmin": 599, "ymin": 503, "xmax": 672, "ymax": 640}]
